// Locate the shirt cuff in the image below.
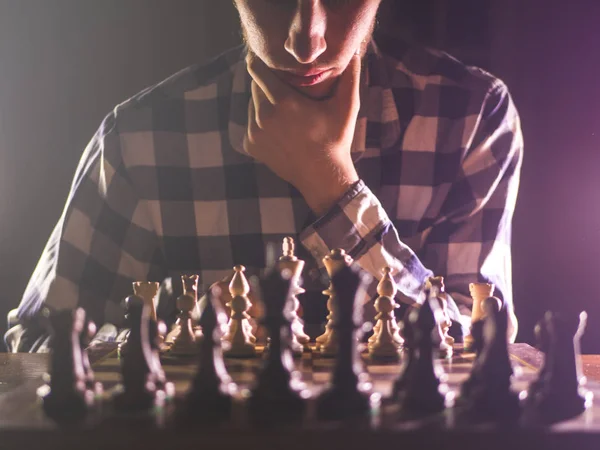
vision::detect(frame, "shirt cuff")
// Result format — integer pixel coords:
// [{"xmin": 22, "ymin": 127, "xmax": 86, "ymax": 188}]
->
[{"xmin": 299, "ymin": 179, "xmax": 379, "ymax": 264}]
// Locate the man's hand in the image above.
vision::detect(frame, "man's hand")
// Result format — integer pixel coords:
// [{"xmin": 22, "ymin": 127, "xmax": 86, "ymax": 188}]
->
[{"xmin": 244, "ymin": 53, "xmax": 362, "ymax": 215}]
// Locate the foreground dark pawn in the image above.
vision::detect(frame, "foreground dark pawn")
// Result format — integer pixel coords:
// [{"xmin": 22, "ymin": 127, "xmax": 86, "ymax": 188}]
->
[
  {"xmin": 457, "ymin": 297, "xmax": 520, "ymax": 424},
  {"xmin": 177, "ymin": 289, "xmax": 234, "ymax": 425},
  {"xmin": 316, "ymin": 264, "xmax": 372, "ymax": 421},
  {"xmin": 398, "ymin": 296, "xmax": 447, "ymax": 419},
  {"xmin": 522, "ymin": 311, "xmax": 590, "ymax": 425},
  {"xmin": 248, "ymin": 269, "xmax": 307, "ymax": 426},
  {"xmin": 39, "ymin": 308, "xmax": 93, "ymax": 423},
  {"xmin": 391, "ymin": 306, "xmax": 417, "ymax": 400},
  {"xmin": 113, "ymin": 296, "xmax": 162, "ymax": 413},
  {"xmin": 80, "ymin": 318, "xmax": 102, "ymax": 396}
]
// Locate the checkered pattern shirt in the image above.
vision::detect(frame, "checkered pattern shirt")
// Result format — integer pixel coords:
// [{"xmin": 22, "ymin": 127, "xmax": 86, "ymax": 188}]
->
[{"xmin": 10, "ymin": 35, "xmax": 522, "ymax": 351}]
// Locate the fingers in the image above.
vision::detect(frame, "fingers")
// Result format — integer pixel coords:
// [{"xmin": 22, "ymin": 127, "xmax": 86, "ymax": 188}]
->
[
  {"xmin": 331, "ymin": 55, "xmax": 362, "ymax": 113},
  {"xmin": 243, "ymin": 99, "xmax": 259, "ymax": 156},
  {"xmin": 246, "ymin": 53, "xmax": 290, "ymax": 105},
  {"xmin": 251, "ymin": 80, "xmax": 273, "ymax": 129}
]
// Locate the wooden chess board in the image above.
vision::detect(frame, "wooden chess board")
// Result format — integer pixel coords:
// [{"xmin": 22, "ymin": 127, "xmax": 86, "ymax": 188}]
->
[{"xmin": 0, "ymin": 344, "xmax": 598, "ymax": 450}]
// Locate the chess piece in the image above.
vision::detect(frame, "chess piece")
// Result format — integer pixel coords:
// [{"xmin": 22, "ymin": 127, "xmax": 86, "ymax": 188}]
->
[
  {"xmin": 222, "ymin": 266, "xmax": 256, "ymax": 358},
  {"xmin": 80, "ymin": 318, "xmax": 103, "ymax": 397},
  {"xmin": 456, "ymin": 297, "xmax": 520, "ymax": 424},
  {"xmin": 168, "ymin": 275, "xmax": 200, "ymax": 357},
  {"xmin": 38, "ymin": 308, "xmax": 94, "ymax": 422},
  {"xmin": 317, "ymin": 249, "xmax": 353, "ymax": 356},
  {"xmin": 464, "ymin": 282, "xmax": 494, "ymax": 352},
  {"xmin": 426, "ymin": 276, "xmax": 453, "ymax": 358},
  {"xmin": 369, "ymin": 267, "xmax": 403, "ymax": 361},
  {"xmin": 316, "ymin": 264, "xmax": 373, "ymax": 421},
  {"xmin": 522, "ymin": 311, "xmax": 592, "ymax": 425},
  {"xmin": 133, "ymin": 281, "xmax": 160, "ymax": 323},
  {"xmin": 177, "ymin": 288, "xmax": 235, "ymax": 425},
  {"xmin": 391, "ymin": 306, "xmax": 418, "ymax": 400},
  {"xmin": 248, "ymin": 269, "xmax": 308, "ymax": 426},
  {"xmin": 113, "ymin": 295, "xmax": 164, "ymax": 412},
  {"xmin": 398, "ymin": 296, "xmax": 448, "ymax": 419},
  {"xmin": 278, "ymin": 237, "xmax": 309, "ymax": 355}
]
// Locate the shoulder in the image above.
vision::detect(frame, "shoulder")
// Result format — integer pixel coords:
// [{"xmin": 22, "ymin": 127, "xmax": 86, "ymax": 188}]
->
[
  {"xmin": 373, "ymin": 34, "xmax": 510, "ymax": 108},
  {"xmin": 100, "ymin": 45, "xmax": 246, "ymax": 135}
]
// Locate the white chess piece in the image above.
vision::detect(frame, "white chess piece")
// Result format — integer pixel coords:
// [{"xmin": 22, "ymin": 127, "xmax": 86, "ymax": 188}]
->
[
  {"xmin": 278, "ymin": 237, "xmax": 308, "ymax": 355},
  {"xmin": 222, "ymin": 266, "xmax": 256, "ymax": 357},
  {"xmin": 369, "ymin": 267, "xmax": 403, "ymax": 360},
  {"xmin": 168, "ymin": 275, "xmax": 200, "ymax": 356},
  {"xmin": 464, "ymin": 282, "xmax": 495, "ymax": 352}
]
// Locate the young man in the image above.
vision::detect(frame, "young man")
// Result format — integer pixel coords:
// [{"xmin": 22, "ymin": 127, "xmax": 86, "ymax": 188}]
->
[{"xmin": 6, "ymin": 0, "xmax": 522, "ymax": 351}]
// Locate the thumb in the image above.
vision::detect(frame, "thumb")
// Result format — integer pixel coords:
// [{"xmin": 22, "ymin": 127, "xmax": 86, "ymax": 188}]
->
[{"xmin": 332, "ymin": 54, "xmax": 362, "ymax": 112}]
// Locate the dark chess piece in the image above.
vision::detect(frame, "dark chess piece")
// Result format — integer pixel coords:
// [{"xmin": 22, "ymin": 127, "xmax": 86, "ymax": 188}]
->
[
  {"xmin": 38, "ymin": 307, "xmax": 94, "ymax": 423},
  {"xmin": 248, "ymin": 268, "xmax": 308, "ymax": 426},
  {"xmin": 176, "ymin": 288, "xmax": 235, "ymax": 425},
  {"xmin": 316, "ymin": 263, "xmax": 373, "ymax": 421},
  {"xmin": 457, "ymin": 297, "xmax": 520, "ymax": 424},
  {"xmin": 391, "ymin": 305, "xmax": 418, "ymax": 400},
  {"xmin": 80, "ymin": 318, "xmax": 102, "ymax": 397},
  {"xmin": 398, "ymin": 296, "xmax": 448, "ymax": 419},
  {"xmin": 113, "ymin": 295, "xmax": 164, "ymax": 413},
  {"xmin": 522, "ymin": 311, "xmax": 591, "ymax": 425}
]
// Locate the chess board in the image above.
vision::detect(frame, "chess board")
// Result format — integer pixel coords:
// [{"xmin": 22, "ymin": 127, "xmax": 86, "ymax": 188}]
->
[{"xmin": 0, "ymin": 344, "xmax": 599, "ymax": 450}]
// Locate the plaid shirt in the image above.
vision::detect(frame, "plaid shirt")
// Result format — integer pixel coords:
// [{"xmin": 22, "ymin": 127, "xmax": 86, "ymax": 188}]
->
[{"xmin": 9, "ymin": 35, "xmax": 522, "ymax": 351}]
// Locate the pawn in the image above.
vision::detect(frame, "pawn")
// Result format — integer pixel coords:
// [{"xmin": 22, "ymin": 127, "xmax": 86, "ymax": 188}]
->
[
  {"xmin": 80, "ymin": 318, "xmax": 103, "ymax": 397},
  {"xmin": 316, "ymin": 264, "xmax": 373, "ymax": 421},
  {"xmin": 177, "ymin": 288, "xmax": 235, "ymax": 425},
  {"xmin": 168, "ymin": 275, "xmax": 200, "ymax": 357},
  {"xmin": 222, "ymin": 266, "xmax": 256, "ymax": 358},
  {"xmin": 278, "ymin": 237, "xmax": 309, "ymax": 354},
  {"xmin": 522, "ymin": 311, "xmax": 591, "ymax": 425},
  {"xmin": 113, "ymin": 296, "xmax": 163, "ymax": 412},
  {"xmin": 318, "ymin": 249, "xmax": 353, "ymax": 356},
  {"xmin": 456, "ymin": 297, "xmax": 520, "ymax": 424},
  {"xmin": 426, "ymin": 276, "xmax": 454, "ymax": 358},
  {"xmin": 38, "ymin": 308, "xmax": 94, "ymax": 423},
  {"xmin": 391, "ymin": 306, "xmax": 418, "ymax": 400},
  {"xmin": 369, "ymin": 267, "xmax": 403, "ymax": 361},
  {"xmin": 248, "ymin": 268, "xmax": 308, "ymax": 426},
  {"xmin": 398, "ymin": 296, "xmax": 448, "ymax": 419}
]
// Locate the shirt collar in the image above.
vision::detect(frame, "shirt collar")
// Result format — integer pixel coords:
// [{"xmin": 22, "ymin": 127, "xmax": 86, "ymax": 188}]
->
[{"xmin": 228, "ymin": 40, "xmax": 402, "ymax": 158}]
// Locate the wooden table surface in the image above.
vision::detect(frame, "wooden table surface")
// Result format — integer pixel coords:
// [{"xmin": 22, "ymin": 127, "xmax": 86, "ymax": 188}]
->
[{"xmin": 0, "ymin": 345, "xmax": 598, "ymax": 450}]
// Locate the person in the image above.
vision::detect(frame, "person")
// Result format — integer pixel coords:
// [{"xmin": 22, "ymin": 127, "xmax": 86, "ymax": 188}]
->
[{"xmin": 5, "ymin": 0, "xmax": 522, "ymax": 352}]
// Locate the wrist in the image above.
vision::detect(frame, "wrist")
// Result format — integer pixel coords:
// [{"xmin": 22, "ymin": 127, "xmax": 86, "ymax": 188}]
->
[{"xmin": 303, "ymin": 173, "xmax": 359, "ymax": 216}]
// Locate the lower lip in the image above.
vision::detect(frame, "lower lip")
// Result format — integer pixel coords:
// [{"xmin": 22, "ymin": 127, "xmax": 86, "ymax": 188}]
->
[{"xmin": 280, "ymin": 70, "xmax": 332, "ymax": 87}]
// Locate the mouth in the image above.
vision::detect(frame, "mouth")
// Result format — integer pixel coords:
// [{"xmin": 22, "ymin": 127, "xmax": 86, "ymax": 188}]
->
[{"xmin": 278, "ymin": 69, "xmax": 333, "ymax": 87}]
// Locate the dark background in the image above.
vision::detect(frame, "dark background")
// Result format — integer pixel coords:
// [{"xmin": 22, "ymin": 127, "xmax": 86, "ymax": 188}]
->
[{"xmin": 0, "ymin": 1, "xmax": 599, "ymax": 351}]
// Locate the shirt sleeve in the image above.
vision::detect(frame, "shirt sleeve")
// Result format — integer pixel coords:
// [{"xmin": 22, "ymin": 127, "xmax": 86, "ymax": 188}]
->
[
  {"xmin": 299, "ymin": 81, "xmax": 523, "ymax": 332},
  {"xmin": 9, "ymin": 111, "xmax": 164, "ymax": 351}
]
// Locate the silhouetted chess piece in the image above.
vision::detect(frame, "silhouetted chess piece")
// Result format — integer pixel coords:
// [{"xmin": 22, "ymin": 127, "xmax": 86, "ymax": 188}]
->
[
  {"xmin": 522, "ymin": 311, "xmax": 591, "ymax": 425},
  {"xmin": 391, "ymin": 306, "xmax": 417, "ymax": 400},
  {"xmin": 457, "ymin": 297, "xmax": 520, "ymax": 424},
  {"xmin": 398, "ymin": 296, "xmax": 448, "ymax": 419},
  {"xmin": 177, "ymin": 288, "xmax": 235, "ymax": 425},
  {"xmin": 278, "ymin": 237, "xmax": 309, "ymax": 355},
  {"xmin": 38, "ymin": 308, "xmax": 94, "ymax": 422},
  {"xmin": 317, "ymin": 249, "xmax": 353, "ymax": 355},
  {"xmin": 316, "ymin": 263, "xmax": 373, "ymax": 421},
  {"xmin": 168, "ymin": 275, "xmax": 200, "ymax": 357},
  {"xmin": 248, "ymin": 269, "xmax": 308, "ymax": 426},
  {"xmin": 427, "ymin": 276, "xmax": 453, "ymax": 358},
  {"xmin": 80, "ymin": 317, "xmax": 102, "ymax": 397},
  {"xmin": 114, "ymin": 295, "xmax": 165, "ymax": 412}
]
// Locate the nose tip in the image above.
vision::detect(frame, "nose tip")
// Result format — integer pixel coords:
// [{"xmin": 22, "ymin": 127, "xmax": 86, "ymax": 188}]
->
[{"xmin": 285, "ymin": 34, "xmax": 327, "ymax": 64}]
